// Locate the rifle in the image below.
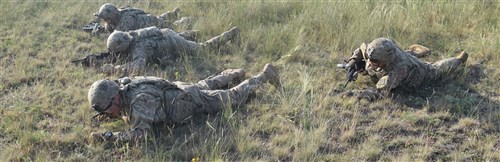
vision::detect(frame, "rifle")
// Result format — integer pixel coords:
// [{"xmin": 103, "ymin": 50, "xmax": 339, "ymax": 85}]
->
[
  {"xmin": 71, "ymin": 51, "xmax": 115, "ymax": 67},
  {"xmin": 337, "ymin": 59, "xmax": 366, "ymax": 88},
  {"xmin": 82, "ymin": 22, "xmax": 104, "ymax": 33}
]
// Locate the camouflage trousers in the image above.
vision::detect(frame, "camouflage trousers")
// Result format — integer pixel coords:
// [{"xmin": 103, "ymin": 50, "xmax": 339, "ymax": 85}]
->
[
  {"xmin": 367, "ymin": 55, "xmax": 465, "ymax": 90},
  {"xmin": 170, "ymin": 69, "xmax": 267, "ymax": 122},
  {"xmin": 431, "ymin": 56, "xmax": 465, "ymax": 79},
  {"xmin": 200, "ymin": 27, "xmax": 240, "ymax": 49}
]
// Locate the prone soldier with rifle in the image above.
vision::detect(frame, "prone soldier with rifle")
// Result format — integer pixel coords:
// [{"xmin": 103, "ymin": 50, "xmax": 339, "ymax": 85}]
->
[
  {"xmin": 339, "ymin": 38, "xmax": 468, "ymax": 101},
  {"xmin": 84, "ymin": 3, "xmax": 198, "ymax": 41},
  {"xmin": 87, "ymin": 64, "xmax": 281, "ymax": 144}
]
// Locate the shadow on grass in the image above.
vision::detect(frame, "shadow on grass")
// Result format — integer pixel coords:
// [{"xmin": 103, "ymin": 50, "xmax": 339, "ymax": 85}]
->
[{"xmin": 390, "ymin": 63, "xmax": 499, "ymax": 130}]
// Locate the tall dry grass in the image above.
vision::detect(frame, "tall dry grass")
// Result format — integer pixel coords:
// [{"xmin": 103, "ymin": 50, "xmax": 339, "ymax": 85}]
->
[{"xmin": 0, "ymin": 1, "xmax": 498, "ymax": 161}]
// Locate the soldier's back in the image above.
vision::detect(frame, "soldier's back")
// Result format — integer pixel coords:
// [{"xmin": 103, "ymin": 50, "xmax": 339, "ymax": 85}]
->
[
  {"xmin": 391, "ymin": 51, "xmax": 438, "ymax": 89},
  {"xmin": 116, "ymin": 8, "xmax": 160, "ymax": 31}
]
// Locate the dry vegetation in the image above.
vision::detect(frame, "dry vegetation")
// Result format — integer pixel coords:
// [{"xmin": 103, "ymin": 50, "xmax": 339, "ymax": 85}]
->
[{"xmin": 0, "ymin": 1, "xmax": 499, "ymax": 161}]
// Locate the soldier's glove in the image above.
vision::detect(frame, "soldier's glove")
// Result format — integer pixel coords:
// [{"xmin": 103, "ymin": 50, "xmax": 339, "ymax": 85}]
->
[
  {"xmin": 339, "ymin": 89, "xmax": 381, "ymax": 102},
  {"xmin": 357, "ymin": 89, "xmax": 381, "ymax": 102},
  {"xmin": 101, "ymin": 64, "xmax": 121, "ymax": 74},
  {"xmin": 91, "ymin": 27, "xmax": 102, "ymax": 35},
  {"xmin": 347, "ymin": 59, "xmax": 357, "ymax": 69},
  {"xmin": 101, "ymin": 64, "xmax": 114, "ymax": 74},
  {"xmin": 339, "ymin": 90, "xmax": 356, "ymax": 97},
  {"xmin": 89, "ymin": 131, "xmax": 116, "ymax": 144}
]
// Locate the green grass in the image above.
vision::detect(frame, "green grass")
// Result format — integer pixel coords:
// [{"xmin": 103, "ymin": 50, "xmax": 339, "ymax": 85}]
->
[{"xmin": 1, "ymin": 1, "xmax": 499, "ymax": 161}]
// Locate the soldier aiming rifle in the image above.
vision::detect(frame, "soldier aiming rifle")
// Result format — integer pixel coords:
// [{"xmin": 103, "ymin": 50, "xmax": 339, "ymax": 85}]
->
[{"xmin": 338, "ymin": 38, "xmax": 468, "ymax": 101}]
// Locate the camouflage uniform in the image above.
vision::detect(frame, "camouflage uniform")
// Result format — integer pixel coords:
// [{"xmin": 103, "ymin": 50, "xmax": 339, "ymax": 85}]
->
[
  {"xmin": 95, "ymin": 3, "xmax": 183, "ymax": 32},
  {"xmin": 88, "ymin": 64, "xmax": 280, "ymax": 143},
  {"xmin": 105, "ymin": 26, "xmax": 240, "ymax": 72},
  {"xmin": 348, "ymin": 38, "xmax": 468, "ymax": 92}
]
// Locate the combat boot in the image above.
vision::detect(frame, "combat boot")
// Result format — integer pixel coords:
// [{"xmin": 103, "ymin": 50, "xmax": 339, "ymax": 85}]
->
[
  {"xmin": 225, "ymin": 27, "xmax": 240, "ymax": 45},
  {"xmin": 261, "ymin": 64, "xmax": 281, "ymax": 88},
  {"xmin": 407, "ymin": 44, "xmax": 431, "ymax": 58},
  {"xmin": 203, "ymin": 27, "xmax": 240, "ymax": 48},
  {"xmin": 456, "ymin": 51, "xmax": 468, "ymax": 63}
]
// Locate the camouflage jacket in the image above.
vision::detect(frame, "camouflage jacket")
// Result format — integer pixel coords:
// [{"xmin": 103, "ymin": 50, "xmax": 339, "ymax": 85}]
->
[
  {"xmin": 106, "ymin": 7, "xmax": 173, "ymax": 32},
  {"xmin": 113, "ymin": 76, "xmax": 202, "ymax": 143},
  {"xmin": 350, "ymin": 45, "xmax": 438, "ymax": 91},
  {"xmin": 118, "ymin": 27, "xmax": 199, "ymax": 71}
]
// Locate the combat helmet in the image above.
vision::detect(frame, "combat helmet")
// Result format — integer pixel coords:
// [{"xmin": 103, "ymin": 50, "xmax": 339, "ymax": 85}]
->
[
  {"xmin": 365, "ymin": 38, "xmax": 398, "ymax": 65},
  {"xmin": 107, "ymin": 31, "xmax": 131, "ymax": 53},
  {"xmin": 88, "ymin": 79, "xmax": 119, "ymax": 113},
  {"xmin": 95, "ymin": 3, "xmax": 120, "ymax": 20}
]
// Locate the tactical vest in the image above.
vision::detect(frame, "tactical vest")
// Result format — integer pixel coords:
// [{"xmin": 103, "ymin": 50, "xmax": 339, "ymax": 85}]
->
[{"xmin": 119, "ymin": 76, "xmax": 183, "ymax": 123}]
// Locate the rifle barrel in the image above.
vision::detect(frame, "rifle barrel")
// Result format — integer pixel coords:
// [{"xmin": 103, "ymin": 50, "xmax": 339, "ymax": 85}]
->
[{"xmin": 343, "ymin": 80, "xmax": 349, "ymax": 88}]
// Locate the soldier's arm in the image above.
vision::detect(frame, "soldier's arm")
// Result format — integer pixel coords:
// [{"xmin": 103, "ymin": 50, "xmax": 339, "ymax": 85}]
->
[
  {"xmin": 104, "ymin": 45, "xmax": 149, "ymax": 73},
  {"xmin": 349, "ymin": 47, "xmax": 364, "ymax": 62},
  {"xmin": 340, "ymin": 66, "xmax": 408, "ymax": 101},
  {"xmin": 339, "ymin": 88, "xmax": 382, "ymax": 101},
  {"xmin": 104, "ymin": 24, "xmax": 115, "ymax": 33},
  {"xmin": 375, "ymin": 67, "xmax": 407, "ymax": 91},
  {"xmin": 92, "ymin": 92, "xmax": 165, "ymax": 145},
  {"xmin": 114, "ymin": 16, "xmax": 137, "ymax": 32},
  {"xmin": 89, "ymin": 121, "xmax": 149, "ymax": 145},
  {"xmin": 123, "ymin": 46, "xmax": 149, "ymax": 71}
]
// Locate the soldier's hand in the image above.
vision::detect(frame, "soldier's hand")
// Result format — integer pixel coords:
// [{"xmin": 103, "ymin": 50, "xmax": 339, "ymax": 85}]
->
[
  {"xmin": 89, "ymin": 131, "xmax": 117, "ymax": 144},
  {"xmin": 91, "ymin": 26, "xmax": 105, "ymax": 35},
  {"xmin": 339, "ymin": 90, "xmax": 355, "ymax": 97},
  {"xmin": 89, "ymin": 132, "xmax": 105, "ymax": 144},
  {"xmin": 357, "ymin": 89, "xmax": 381, "ymax": 101},
  {"xmin": 339, "ymin": 89, "xmax": 381, "ymax": 102},
  {"xmin": 347, "ymin": 59, "xmax": 357, "ymax": 69},
  {"xmin": 91, "ymin": 28, "xmax": 100, "ymax": 35},
  {"xmin": 101, "ymin": 64, "xmax": 121, "ymax": 74},
  {"xmin": 102, "ymin": 64, "xmax": 113, "ymax": 74}
]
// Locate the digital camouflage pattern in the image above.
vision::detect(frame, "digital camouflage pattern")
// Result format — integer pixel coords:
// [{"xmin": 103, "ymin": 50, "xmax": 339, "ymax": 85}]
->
[
  {"xmin": 105, "ymin": 26, "xmax": 240, "ymax": 72},
  {"xmin": 349, "ymin": 38, "xmax": 468, "ymax": 92},
  {"xmin": 92, "ymin": 64, "xmax": 279, "ymax": 143},
  {"xmin": 96, "ymin": 3, "xmax": 180, "ymax": 32}
]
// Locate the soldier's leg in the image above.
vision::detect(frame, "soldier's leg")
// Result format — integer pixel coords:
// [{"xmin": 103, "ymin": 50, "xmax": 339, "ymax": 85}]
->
[
  {"xmin": 433, "ymin": 51, "xmax": 468, "ymax": 75},
  {"xmin": 159, "ymin": 7, "xmax": 180, "ymax": 21},
  {"xmin": 406, "ymin": 44, "xmax": 431, "ymax": 58},
  {"xmin": 202, "ymin": 27, "xmax": 240, "ymax": 49},
  {"xmin": 199, "ymin": 64, "xmax": 280, "ymax": 113},
  {"xmin": 173, "ymin": 17, "xmax": 193, "ymax": 27},
  {"xmin": 177, "ymin": 30, "xmax": 199, "ymax": 41},
  {"xmin": 195, "ymin": 69, "xmax": 246, "ymax": 90}
]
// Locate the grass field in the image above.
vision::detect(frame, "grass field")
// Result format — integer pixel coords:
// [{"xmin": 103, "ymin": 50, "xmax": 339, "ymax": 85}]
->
[{"xmin": 0, "ymin": 1, "xmax": 499, "ymax": 161}]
